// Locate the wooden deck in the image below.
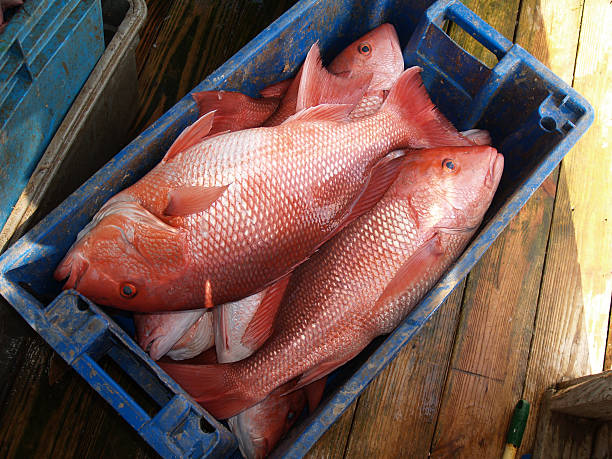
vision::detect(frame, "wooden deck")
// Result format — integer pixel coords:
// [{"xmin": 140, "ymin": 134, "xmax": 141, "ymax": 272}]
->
[{"xmin": 0, "ymin": 0, "xmax": 610, "ymax": 457}]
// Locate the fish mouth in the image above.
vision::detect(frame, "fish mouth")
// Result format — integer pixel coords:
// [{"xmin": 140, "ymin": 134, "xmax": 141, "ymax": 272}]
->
[
  {"xmin": 54, "ymin": 252, "xmax": 89, "ymax": 290},
  {"xmin": 485, "ymin": 150, "xmax": 504, "ymax": 188}
]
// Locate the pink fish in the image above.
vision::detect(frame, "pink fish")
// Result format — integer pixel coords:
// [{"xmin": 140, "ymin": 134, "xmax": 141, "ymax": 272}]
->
[
  {"xmin": 55, "ymin": 43, "xmax": 473, "ymax": 313},
  {"xmin": 229, "ymin": 378, "xmax": 326, "ymax": 459},
  {"xmin": 161, "ymin": 145, "xmax": 504, "ymax": 419},
  {"xmin": 0, "ymin": 0, "xmax": 23, "ymax": 32},
  {"xmin": 192, "ymin": 23, "xmax": 404, "ymax": 133},
  {"xmin": 135, "ymin": 309, "xmax": 214, "ymax": 360}
]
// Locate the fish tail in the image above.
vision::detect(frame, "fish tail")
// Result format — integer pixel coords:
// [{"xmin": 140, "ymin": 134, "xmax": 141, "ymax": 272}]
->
[
  {"xmin": 381, "ymin": 67, "xmax": 472, "ymax": 148},
  {"xmin": 160, "ymin": 361, "xmax": 260, "ymax": 419},
  {"xmin": 191, "ymin": 91, "xmax": 280, "ymax": 134}
]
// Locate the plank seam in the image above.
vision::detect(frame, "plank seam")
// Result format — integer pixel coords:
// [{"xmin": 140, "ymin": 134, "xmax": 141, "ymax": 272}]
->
[
  {"xmin": 512, "ymin": 0, "xmax": 525, "ymax": 43},
  {"xmin": 341, "ymin": 399, "xmax": 361, "ymax": 459},
  {"xmin": 426, "ymin": 280, "xmax": 469, "ymax": 456}
]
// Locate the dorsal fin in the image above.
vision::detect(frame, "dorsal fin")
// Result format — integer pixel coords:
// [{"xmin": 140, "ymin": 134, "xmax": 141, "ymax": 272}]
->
[
  {"xmin": 241, "ymin": 275, "xmax": 291, "ymax": 350},
  {"xmin": 296, "ymin": 43, "xmax": 371, "ymax": 112},
  {"xmin": 163, "ymin": 111, "xmax": 216, "ymax": 162},
  {"xmin": 282, "ymin": 104, "xmax": 354, "ymax": 124}
]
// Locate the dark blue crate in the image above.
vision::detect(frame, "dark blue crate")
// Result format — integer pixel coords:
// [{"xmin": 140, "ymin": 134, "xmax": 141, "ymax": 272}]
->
[
  {"xmin": 0, "ymin": 0, "xmax": 104, "ymax": 231},
  {"xmin": 0, "ymin": 0, "xmax": 593, "ymax": 457}
]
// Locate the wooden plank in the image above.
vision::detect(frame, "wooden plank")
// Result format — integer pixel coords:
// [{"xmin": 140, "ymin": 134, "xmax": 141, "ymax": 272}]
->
[
  {"xmin": 342, "ymin": 286, "xmax": 465, "ymax": 457},
  {"xmin": 135, "ymin": 0, "xmax": 174, "ymax": 76},
  {"xmin": 549, "ymin": 371, "xmax": 612, "ymax": 420},
  {"xmin": 520, "ymin": 0, "xmax": 612, "ymax": 452},
  {"xmin": 430, "ymin": 178, "xmax": 554, "ymax": 457},
  {"xmin": 592, "ymin": 422, "xmax": 612, "ymax": 459},
  {"xmin": 304, "ymin": 404, "xmax": 357, "ymax": 459},
  {"xmin": 532, "ymin": 389, "xmax": 598, "ymax": 459},
  {"xmin": 130, "ymin": 0, "xmax": 298, "ymax": 136}
]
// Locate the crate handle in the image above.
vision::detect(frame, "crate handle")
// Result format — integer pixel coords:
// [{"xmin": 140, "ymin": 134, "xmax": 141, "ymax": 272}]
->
[{"xmin": 429, "ymin": 0, "xmax": 513, "ymax": 60}]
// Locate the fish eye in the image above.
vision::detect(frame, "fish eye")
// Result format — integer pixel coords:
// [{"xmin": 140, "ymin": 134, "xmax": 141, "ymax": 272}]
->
[
  {"xmin": 120, "ymin": 282, "xmax": 137, "ymax": 299},
  {"xmin": 442, "ymin": 159, "xmax": 457, "ymax": 172},
  {"xmin": 287, "ymin": 411, "xmax": 295, "ymax": 421},
  {"xmin": 358, "ymin": 42, "xmax": 371, "ymax": 55}
]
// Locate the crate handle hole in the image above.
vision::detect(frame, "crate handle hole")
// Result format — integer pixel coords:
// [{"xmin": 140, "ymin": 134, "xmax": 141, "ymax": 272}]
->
[
  {"xmin": 540, "ymin": 116, "xmax": 557, "ymax": 132},
  {"xmin": 77, "ymin": 299, "xmax": 89, "ymax": 311},
  {"xmin": 199, "ymin": 417, "xmax": 215, "ymax": 433}
]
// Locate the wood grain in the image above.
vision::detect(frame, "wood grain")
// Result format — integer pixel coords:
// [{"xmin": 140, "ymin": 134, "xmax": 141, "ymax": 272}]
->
[
  {"xmin": 532, "ymin": 389, "xmax": 598, "ymax": 459},
  {"xmin": 430, "ymin": 178, "xmax": 555, "ymax": 457},
  {"xmin": 304, "ymin": 404, "xmax": 357, "ymax": 459},
  {"xmin": 343, "ymin": 286, "xmax": 465, "ymax": 457},
  {"xmin": 592, "ymin": 422, "xmax": 612, "ymax": 459},
  {"xmin": 519, "ymin": 0, "xmax": 611, "ymax": 452},
  {"xmin": 549, "ymin": 370, "xmax": 612, "ymax": 420}
]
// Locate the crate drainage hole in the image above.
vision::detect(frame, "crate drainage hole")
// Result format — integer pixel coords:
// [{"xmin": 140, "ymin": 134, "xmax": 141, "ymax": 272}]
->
[
  {"xmin": 200, "ymin": 417, "xmax": 215, "ymax": 433},
  {"xmin": 540, "ymin": 116, "xmax": 557, "ymax": 132}
]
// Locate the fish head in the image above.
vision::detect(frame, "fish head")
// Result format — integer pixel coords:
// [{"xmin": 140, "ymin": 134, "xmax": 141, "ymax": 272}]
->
[
  {"xmin": 54, "ymin": 198, "xmax": 191, "ymax": 312},
  {"xmin": 397, "ymin": 145, "xmax": 504, "ymax": 231},
  {"xmin": 327, "ymin": 23, "xmax": 404, "ymax": 91},
  {"xmin": 229, "ymin": 382, "xmax": 306, "ymax": 459},
  {"xmin": 135, "ymin": 309, "xmax": 206, "ymax": 360}
]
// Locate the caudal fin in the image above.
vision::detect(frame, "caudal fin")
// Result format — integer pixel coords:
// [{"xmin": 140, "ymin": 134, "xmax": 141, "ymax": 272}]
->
[
  {"xmin": 381, "ymin": 67, "xmax": 472, "ymax": 148},
  {"xmin": 192, "ymin": 91, "xmax": 280, "ymax": 134},
  {"xmin": 160, "ymin": 361, "xmax": 260, "ymax": 419}
]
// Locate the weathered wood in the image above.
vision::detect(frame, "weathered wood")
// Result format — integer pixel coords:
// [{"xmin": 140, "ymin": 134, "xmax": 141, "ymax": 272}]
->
[
  {"xmin": 520, "ymin": 0, "xmax": 611, "ymax": 452},
  {"xmin": 304, "ymin": 404, "xmax": 357, "ymax": 459},
  {"xmin": 430, "ymin": 177, "xmax": 554, "ymax": 457},
  {"xmin": 532, "ymin": 389, "xmax": 598, "ymax": 459},
  {"xmin": 131, "ymin": 0, "xmax": 298, "ymax": 136},
  {"xmin": 135, "ymin": 0, "xmax": 174, "ymax": 76},
  {"xmin": 549, "ymin": 371, "xmax": 612, "ymax": 420},
  {"xmin": 343, "ymin": 285, "xmax": 465, "ymax": 457},
  {"xmin": 592, "ymin": 422, "xmax": 612, "ymax": 459}
]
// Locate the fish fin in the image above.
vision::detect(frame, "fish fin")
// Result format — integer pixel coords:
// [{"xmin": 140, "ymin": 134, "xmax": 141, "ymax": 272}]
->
[
  {"xmin": 163, "ymin": 111, "xmax": 216, "ymax": 162},
  {"xmin": 373, "ymin": 233, "xmax": 445, "ymax": 311},
  {"xmin": 290, "ymin": 353, "xmax": 360, "ymax": 393},
  {"xmin": 160, "ymin": 362, "xmax": 257, "ymax": 419},
  {"xmin": 381, "ymin": 67, "xmax": 472, "ymax": 148},
  {"xmin": 241, "ymin": 275, "xmax": 291, "ymax": 351},
  {"xmin": 296, "ymin": 43, "xmax": 371, "ymax": 112},
  {"xmin": 460, "ymin": 129, "xmax": 492, "ymax": 145},
  {"xmin": 329, "ymin": 151, "xmax": 406, "ymax": 238},
  {"xmin": 304, "ymin": 377, "xmax": 327, "ymax": 413},
  {"xmin": 164, "ymin": 185, "xmax": 228, "ymax": 217},
  {"xmin": 191, "ymin": 91, "xmax": 280, "ymax": 133},
  {"xmin": 282, "ymin": 104, "xmax": 354, "ymax": 124},
  {"xmin": 259, "ymin": 78, "xmax": 293, "ymax": 98}
]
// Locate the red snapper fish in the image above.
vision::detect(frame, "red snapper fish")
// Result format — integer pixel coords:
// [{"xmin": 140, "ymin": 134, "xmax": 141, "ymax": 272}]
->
[
  {"xmin": 161, "ymin": 145, "xmax": 504, "ymax": 418},
  {"xmin": 228, "ymin": 378, "xmax": 326, "ymax": 459},
  {"xmin": 55, "ymin": 43, "xmax": 474, "ymax": 313},
  {"xmin": 193, "ymin": 23, "xmax": 404, "ymax": 133}
]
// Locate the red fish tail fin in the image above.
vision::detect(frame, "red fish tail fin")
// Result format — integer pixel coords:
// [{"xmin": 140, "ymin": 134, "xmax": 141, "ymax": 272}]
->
[
  {"xmin": 460, "ymin": 129, "xmax": 492, "ymax": 145},
  {"xmin": 297, "ymin": 43, "xmax": 371, "ymax": 112},
  {"xmin": 191, "ymin": 91, "xmax": 280, "ymax": 134},
  {"xmin": 160, "ymin": 362, "xmax": 259, "ymax": 419},
  {"xmin": 381, "ymin": 67, "xmax": 472, "ymax": 148}
]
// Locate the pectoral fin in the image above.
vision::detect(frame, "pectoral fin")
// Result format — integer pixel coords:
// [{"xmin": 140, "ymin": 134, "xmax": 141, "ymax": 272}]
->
[
  {"xmin": 164, "ymin": 185, "xmax": 228, "ymax": 217},
  {"xmin": 373, "ymin": 233, "xmax": 445, "ymax": 311}
]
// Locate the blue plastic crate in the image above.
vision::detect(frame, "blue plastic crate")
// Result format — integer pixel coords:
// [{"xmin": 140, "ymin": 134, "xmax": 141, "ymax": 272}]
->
[
  {"xmin": 0, "ymin": 0, "xmax": 594, "ymax": 457},
  {"xmin": 0, "ymin": 0, "xmax": 104, "ymax": 231}
]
